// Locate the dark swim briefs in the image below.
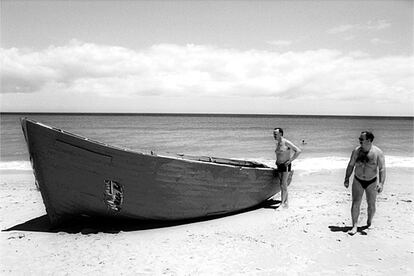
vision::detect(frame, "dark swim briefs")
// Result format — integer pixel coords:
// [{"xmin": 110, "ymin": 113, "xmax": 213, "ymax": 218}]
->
[
  {"xmin": 355, "ymin": 175, "xmax": 377, "ymax": 189},
  {"xmin": 277, "ymin": 163, "xmax": 292, "ymax": 172}
]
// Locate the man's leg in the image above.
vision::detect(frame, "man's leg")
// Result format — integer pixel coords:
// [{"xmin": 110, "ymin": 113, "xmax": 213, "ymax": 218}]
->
[
  {"xmin": 280, "ymin": 172, "xmax": 289, "ymax": 208},
  {"xmin": 365, "ymin": 181, "xmax": 378, "ymax": 228},
  {"xmin": 349, "ymin": 178, "xmax": 364, "ymax": 235}
]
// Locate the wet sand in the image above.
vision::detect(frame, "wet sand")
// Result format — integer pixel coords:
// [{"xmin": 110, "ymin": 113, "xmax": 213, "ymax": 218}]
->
[{"xmin": 1, "ymin": 168, "xmax": 413, "ymax": 275}]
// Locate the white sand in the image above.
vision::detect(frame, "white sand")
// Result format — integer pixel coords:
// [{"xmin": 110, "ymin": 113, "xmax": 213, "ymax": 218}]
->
[{"xmin": 1, "ymin": 168, "xmax": 413, "ymax": 275}]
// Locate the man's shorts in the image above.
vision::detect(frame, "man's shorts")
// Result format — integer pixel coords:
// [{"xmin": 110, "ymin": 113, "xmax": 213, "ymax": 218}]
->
[{"xmin": 277, "ymin": 163, "xmax": 292, "ymax": 172}]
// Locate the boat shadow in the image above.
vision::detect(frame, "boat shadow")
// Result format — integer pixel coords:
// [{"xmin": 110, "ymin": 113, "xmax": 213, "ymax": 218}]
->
[{"xmin": 3, "ymin": 199, "xmax": 281, "ymax": 234}]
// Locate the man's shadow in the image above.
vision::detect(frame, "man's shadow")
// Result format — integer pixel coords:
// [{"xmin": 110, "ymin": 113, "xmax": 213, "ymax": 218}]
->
[
  {"xmin": 3, "ymin": 199, "xmax": 280, "ymax": 234},
  {"xmin": 328, "ymin": 225, "xmax": 369, "ymax": 235}
]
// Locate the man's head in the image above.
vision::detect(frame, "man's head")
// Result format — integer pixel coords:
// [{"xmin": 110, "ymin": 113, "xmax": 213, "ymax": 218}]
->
[
  {"xmin": 359, "ymin": 131, "xmax": 374, "ymax": 145},
  {"xmin": 273, "ymin": 128, "xmax": 284, "ymax": 139}
]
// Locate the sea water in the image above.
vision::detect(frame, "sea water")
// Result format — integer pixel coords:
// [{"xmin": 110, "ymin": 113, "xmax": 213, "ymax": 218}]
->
[{"xmin": 1, "ymin": 114, "xmax": 413, "ymax": 175}]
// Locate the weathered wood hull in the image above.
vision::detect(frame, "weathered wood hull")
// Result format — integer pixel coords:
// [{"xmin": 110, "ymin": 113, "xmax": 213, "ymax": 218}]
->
[{"xmin": 21, "ymin": 118, "xmax": 280, "ymax": 225}]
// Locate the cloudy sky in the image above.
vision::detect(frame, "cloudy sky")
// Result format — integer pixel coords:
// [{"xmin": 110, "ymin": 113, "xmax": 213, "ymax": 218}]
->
[{"xmin": 1, "ymin": 0, "xmax": 413, "ymax": 116}]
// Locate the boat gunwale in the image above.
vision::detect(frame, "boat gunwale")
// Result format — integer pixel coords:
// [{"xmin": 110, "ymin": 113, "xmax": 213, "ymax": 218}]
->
[{"xmin": 21, "ymin": 118, "xmax": 275, "ymax": 171}]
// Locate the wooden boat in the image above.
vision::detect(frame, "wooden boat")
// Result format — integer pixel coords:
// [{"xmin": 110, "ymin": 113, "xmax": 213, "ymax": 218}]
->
[{"xmin": 21, "ymin": 118, "xmax": 281, "ymax": 225}]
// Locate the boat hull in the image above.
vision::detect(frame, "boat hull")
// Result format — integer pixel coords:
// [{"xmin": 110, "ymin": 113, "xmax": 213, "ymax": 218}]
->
[{"xmin": 21, "ymin": 118, "xmax": 280, "ymax": 224}]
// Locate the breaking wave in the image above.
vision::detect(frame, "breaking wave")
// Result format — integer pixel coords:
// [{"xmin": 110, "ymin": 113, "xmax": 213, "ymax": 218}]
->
[
  {"xmin": 252, "ymin": 155, "xmax": 413, "ymax": 173},
  {"xmin": 1, "ymin": 155, "xmax": 413, "ymax": 174},
  {"xmin": 0, "ymin": 161, "xmax": 32, "ymax": 171}
]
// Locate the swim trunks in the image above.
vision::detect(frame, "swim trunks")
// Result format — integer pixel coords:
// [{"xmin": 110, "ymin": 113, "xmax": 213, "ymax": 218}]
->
[
  {"xmin": 355, "ymin": 175, "xmax": 377, "ymax": 189},
  {"xmin": 277, "ymin": 163, "xmax": 292, "ymax": 172}
]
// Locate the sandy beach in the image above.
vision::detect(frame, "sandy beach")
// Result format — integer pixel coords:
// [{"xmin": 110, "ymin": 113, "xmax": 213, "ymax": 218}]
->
[
  {"xmin": 1, "ymin": 168, "xmax": 413, "ymax": 275},
  {"xmin": 2, "ymin": 0, "xmax": 413, "ymax": 274}
]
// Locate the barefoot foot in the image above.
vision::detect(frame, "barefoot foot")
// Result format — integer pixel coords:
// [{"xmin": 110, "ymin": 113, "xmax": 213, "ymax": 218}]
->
[{"xmin": 348, "ymin": 226, "xmax": 358, "ymax": 235}]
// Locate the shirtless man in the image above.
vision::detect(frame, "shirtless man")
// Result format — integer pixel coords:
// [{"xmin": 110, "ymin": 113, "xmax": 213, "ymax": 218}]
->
[
  {"xmin": 273, "ymin": 128, "xmax": 301, "ymax": 208},
  {"xmin": 344, "ymin": 131, "xmax": 386, "ymax": 235}
]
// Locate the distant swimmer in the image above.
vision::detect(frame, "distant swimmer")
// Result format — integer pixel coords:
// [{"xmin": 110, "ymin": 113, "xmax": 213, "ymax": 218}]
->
[
  {"xmin": 273, "ymin": 128, "xmax": 301, "ymax": 208},
  {"xmin": 301, "ymin": 139, "xmax": 307, "ymax": 145},
  {"xmin": 344, "ymin": 131, "xmax": 386, "ymax": 235}
]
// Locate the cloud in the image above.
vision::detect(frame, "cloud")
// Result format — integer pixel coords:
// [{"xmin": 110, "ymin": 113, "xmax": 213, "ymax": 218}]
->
[
  {"xmin": 327, "ymin": 24, "xmax": 355, "ymax": 34},
  {"xmin": 370, "ymin": 38, "xmax": 394, "ymax": 45},
  {"xmin": 267, "ymin": 40, "xmax": 293, "ymax": 47},
  {"xmin": 1, "ymin": 40, "xmax": 413, "ymax": 104},
  {"xmin": 366, "ymin": 19, "xmax": 392, "ymax": 30},
  {"xmin": 327, "ymin": 19, "xmax": 392, "ymax": 34}
]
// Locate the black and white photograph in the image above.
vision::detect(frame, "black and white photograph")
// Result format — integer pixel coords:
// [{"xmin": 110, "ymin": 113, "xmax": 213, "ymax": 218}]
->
[{"xmin": 1, "ymin": 0, "xmax": 413, "ymax": 274}]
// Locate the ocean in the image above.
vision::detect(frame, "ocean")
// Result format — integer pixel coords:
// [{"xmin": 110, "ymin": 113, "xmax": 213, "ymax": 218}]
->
[{"xmin": 1, "ymin": 113, "xmax": 413, "ymax": 174}]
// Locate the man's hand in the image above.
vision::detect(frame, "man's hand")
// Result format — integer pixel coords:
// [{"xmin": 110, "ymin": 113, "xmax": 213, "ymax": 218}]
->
[
  {"xmin": 376, "ymin": 183, "xmax": 384, "ymax": 193},
  {"xmin": 344, "ymin": 179, "xmax": 350, "ymax": 188}
]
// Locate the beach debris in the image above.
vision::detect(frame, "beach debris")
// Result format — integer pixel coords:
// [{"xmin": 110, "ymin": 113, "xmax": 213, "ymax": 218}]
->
[{"xmin": 8, "ymin": 233, "xmax": 25, "ymax": 240}]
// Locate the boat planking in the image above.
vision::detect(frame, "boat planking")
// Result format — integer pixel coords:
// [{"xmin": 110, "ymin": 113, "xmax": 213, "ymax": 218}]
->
[{"xmin": 21, "ymin": 118, "xmax": 281, "ymax": 225}]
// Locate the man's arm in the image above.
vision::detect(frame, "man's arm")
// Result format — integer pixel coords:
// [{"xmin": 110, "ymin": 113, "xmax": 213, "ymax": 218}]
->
[
  {"xmin": 344, "ymin": 150, "xmax": 356, "ymax": 188},
  {"xmin": 285, "ymin": 140, "xmax": 301, "ymax": 165},
  {"xmin": 377, "ymin": 150, "xmax": 386, "ymax": 193}
]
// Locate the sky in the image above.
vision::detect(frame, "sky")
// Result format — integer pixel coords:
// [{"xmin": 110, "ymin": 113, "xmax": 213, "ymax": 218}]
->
[{"xmin": 1, "ymin": 0, "xmax": 413, "ymax": 116}]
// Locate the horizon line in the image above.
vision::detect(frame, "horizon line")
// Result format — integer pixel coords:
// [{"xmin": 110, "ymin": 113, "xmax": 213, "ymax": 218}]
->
[{"xmin": 1, "ymin": 112, "xmax": 413, "ymax": 119}]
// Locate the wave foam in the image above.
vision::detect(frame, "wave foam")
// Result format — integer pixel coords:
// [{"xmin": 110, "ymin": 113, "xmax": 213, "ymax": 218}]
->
[
  {"xmin": 253, "ymin": 155, "xmax": 414, "ymax": 173},
  {"xmin": 0, "ymin": 155, "xmax": 412, "ymax": 172},
  {"xmin": 0, "ymin": 161, "xmax": 32, "ymax": 171}
]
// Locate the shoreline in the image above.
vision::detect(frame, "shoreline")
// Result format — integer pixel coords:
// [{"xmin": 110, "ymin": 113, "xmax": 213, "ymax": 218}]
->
[
  {"xmin": 1, "ymin": 155, "xmax": 413, "ymax": 175},
  {"xmin": 1, "ymin": 168, "xmax": 413, "ymax": 274}
]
